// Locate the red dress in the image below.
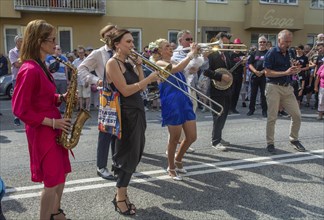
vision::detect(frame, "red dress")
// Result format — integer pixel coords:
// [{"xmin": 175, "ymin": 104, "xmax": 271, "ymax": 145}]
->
[{"xmin": 12, "ymin": 60, "xmax": 71, "ymax": 187}]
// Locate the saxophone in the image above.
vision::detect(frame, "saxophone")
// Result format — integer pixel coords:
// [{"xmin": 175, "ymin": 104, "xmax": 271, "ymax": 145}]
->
[{"xmin": 53, "ymin": 56, "xmax": 91, "ymax": 150}]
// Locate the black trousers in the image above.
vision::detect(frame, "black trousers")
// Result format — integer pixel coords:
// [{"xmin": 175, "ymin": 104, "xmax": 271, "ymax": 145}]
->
[
  {"xmin": 211, "ymin": 95, "xmax": 230, "ymax": 145},
  {"xmin": 116, "ymin": 170, "xmax": 133, "ymax": 188},
  {"xmin": 249, "ymin": 76, "xmax": 267, "ymax": 112},
  {"xmin": 97, "ymin": 131, "xmax": 116, "ymax": 169},
  {"xmin": 231, "ymin": 76, "xmax": 243, "ymax": 111}
]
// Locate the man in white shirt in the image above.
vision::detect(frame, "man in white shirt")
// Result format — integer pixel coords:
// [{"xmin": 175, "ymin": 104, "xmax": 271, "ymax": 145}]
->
[{"xmin": 78, "ymin": 24, "xmax": 117, "ymax": 180}]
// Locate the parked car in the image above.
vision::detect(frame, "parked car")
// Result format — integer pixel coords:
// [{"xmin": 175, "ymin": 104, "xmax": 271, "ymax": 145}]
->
[{"xmin": 0, "ymin": 74, "xmax": 13, "ymax": 99}]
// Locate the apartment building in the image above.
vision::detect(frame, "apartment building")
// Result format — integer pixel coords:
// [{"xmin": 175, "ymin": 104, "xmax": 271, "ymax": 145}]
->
[{"xmin": 0, "ymin": 0, "xmax": 323, "ymax": 55}]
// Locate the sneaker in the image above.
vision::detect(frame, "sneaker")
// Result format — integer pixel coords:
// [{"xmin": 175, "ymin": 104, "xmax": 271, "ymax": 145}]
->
[
  {"xmin": 247, "ymin": 111, "xmax": 254, "ymax": 116},
  {"xmin": 266, "ymin": 144, "xmax": 276, "ymax": 154},
  {"xmin": 211, "ymin": 143, "xmax": 227, "ymax": 151},
  {"xmin": 290, "ymin": 141, "xmax": 306, "ymax": 152},
  {"xmin": 97, "ymin": 168, "xmax": 117, "ymax": 180},
  {"xmin": 14, "ymin": 118, "xmax": 21, "ymax": 126},
  {"xmin": 220, "ymin": 139, "xmax": 230, "ymax": 146}
]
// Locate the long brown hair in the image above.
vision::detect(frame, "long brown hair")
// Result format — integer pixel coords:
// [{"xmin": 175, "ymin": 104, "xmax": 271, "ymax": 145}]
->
[{"xmin": 20, "ymin": 20, "xmax": 54, "ymax": 62}]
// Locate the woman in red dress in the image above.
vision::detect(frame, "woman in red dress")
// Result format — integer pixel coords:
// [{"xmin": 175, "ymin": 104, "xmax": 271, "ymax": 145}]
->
[{"xmin": 12, "ymin": 20, "xmax": 72, "ymax": 220}]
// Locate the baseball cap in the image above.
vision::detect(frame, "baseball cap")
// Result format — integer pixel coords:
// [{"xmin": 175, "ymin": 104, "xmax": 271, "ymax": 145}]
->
[{"xmin": 233, "ymin": 38, "xmax": 242, "ymax": 44}]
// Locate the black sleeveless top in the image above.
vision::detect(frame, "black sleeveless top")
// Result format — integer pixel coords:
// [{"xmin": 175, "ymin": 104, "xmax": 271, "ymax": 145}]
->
[{"xmin": 110, "ymin": 58, "xmax": 144, "ymax": 111}]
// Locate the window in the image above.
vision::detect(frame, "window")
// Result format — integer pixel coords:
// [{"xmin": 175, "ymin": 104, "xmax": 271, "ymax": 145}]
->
[
  {"xmin": 307, "ymin": 34, "xmax": 318, "ymax": 47},
  {"xmin": 206, "ymin": 0, "xmax": 227, "ymax": 3},
  {"xmin": 3, "ymin": 26, "xmax": 22, "ymax": 55},
  {"xmin": 310, "ymin": 0, "xmax": 324, "ymax": 9},
  {"xmin": 129, "ymin": 29, "xmax": 142, "ymax": 52},
  {"xmin": 260, "ymin": 0, "xmax": 298, "ymax": 5},
  {"xmin": 168, "ymin": 30, "xmax": 180, "ymax": 46},
  {"xmin": 58, "ymin": 27, "xmax": 72, "ymax": 54},
  {"xmin": 251, "ymin": 33, "xmax": 277, "ymax": 47}
]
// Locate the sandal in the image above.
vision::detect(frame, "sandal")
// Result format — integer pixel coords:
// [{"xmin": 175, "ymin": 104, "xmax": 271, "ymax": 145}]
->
[
  {"xmin": 50, "ymin": 208, "xmax": 71, "ymax": 220},
  {"xmin": 126, "ymin": 194, "xmax": 136, "ymax": 211},
  {"xmin": 175, "ymin": 160, "xmax": 187, "ymax": 174},
  {"xmin": 167, "ymin": 167, "xmax": 182, "ymax": 181},
  {"xmin": 112, "ymin": 197, "xmax": 136, "ymax": 216}
]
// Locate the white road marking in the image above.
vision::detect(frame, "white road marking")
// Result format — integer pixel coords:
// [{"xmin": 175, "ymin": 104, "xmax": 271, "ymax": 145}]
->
[{"xmin": 3, "ymin": 149, "xmax": 323, "ymax": 201}]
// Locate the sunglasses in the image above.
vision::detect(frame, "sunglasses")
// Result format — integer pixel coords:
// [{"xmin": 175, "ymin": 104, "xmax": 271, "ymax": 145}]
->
[
  {"xmin": 259, "ymin": 41, "xmax": 266, "ymax": 43},
  {"xmin": 45, "ymin": 37, "xmax": 56, "ymax": 43},
  {"xmin": 185, "ymin": 38, "xmax": 193, "ymax": 42}
]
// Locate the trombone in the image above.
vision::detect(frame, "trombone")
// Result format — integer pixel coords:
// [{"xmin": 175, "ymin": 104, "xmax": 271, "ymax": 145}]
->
[{"xmin": 129, "ymin": 50, "xmax": 224, "ymax": 116}]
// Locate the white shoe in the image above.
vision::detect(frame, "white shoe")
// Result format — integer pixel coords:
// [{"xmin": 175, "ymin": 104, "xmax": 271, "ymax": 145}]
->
[
  {"xmin": 97, "ymin": 168, "xmax": 116, "ymax": 180},
  {"xmin": 167, "ymin": 167, "xmax": 183, "ymax": 181},
  {"xmin": 186, "ymin": 147, "xmax": 195, "ymax": 153},
  {"xmin": 220, "ymin": 139, "xmax": 230, "ymax": 146},
  {"xmin": 211, "ymin": 143, "xmax": 227, "ymax": 151},
  {"xmin": 175, "ymin": 160, "xmax": 187, "ymax": 174}
]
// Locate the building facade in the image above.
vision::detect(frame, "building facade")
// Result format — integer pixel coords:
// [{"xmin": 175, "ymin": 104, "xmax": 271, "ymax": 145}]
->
[{"xmin": 0, "ymin": 0, "xmax": 323, "ymax": 55}]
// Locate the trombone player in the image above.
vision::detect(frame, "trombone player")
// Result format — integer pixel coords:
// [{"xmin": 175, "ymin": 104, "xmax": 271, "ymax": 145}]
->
[{"xmin": 203, "ymin": 32, "xmax": 233, "ymax": 151}]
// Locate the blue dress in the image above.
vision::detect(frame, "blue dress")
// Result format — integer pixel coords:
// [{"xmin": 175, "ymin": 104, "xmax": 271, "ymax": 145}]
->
[{"xmin": 159, "ymin": 71, "xmax": 196, "ymax": 126}]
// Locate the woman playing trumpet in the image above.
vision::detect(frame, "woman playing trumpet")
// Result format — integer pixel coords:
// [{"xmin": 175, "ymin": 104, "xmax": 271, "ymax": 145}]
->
[{"xmin": 149, "ymin": 38, "xmax": 199, "ymax": 180}]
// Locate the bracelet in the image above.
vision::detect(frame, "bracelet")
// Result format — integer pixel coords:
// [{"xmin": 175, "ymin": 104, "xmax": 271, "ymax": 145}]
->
[
  {"xmin": 135, "ymin": 82, "xmax": 141, "ymax": 90},
  {"xmin": 52, "ymin": 118, "xmax": 55, "ymax": 130}
]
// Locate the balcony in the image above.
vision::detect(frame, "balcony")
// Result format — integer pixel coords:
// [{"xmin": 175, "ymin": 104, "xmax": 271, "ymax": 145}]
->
[{"xmin": 14, "ymin": 0, "xmax": 106, "ymax": 15}]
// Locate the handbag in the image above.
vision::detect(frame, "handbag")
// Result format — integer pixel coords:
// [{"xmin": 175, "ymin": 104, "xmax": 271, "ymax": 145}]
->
[{"xmin": 98, "ymin": 73, "xmax": 122, "ymax": 139}]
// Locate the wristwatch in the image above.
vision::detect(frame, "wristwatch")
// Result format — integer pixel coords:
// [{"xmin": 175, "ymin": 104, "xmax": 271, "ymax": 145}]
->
[{"xmin": 59, "ymin": 94, "xmax": 65, "ymax": 102}]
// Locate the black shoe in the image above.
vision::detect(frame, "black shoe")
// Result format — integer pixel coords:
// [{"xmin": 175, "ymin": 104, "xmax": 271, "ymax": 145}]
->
[
  {"xmin": 14, "ymin": 118, "xmax": 21, "ymax": 126},
  {"xmin": 97, "ymin": 168, "xmax": 117, "ymax": 180},
  {"xmin": 242, "ymin": 102, "xmax": 247, "ymax": 107},
  {"xmin": 232, "ymin": 109, "xmax": 239, "ymax": 114},
  {"xmin": 267, "ymin": 144, "xmax": 276, "ymax": 154},
  {"xmin": 247, "ymin": 111, "xmax": 254, "ymax": 116},
  {"xmin": 291, "ymin": 141, "xmax": 306, "ymax": 152},
  {"xmin": 278, "ymin": 110, "xmax": 290, "ymax": 117},
  {"xmin": 262, "ymin": 111, "xmax": 267, "ymax": 118}
]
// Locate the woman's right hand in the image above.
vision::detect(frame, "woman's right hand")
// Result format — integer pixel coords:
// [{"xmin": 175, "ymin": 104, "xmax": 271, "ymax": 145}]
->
[{"xmin": 148, "ymin": 71, "xmax": 160, "ymax": 83}]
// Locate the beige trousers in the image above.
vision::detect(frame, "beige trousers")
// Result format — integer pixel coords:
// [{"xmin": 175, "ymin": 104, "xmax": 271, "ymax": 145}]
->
[{"xmin": 265, "ymin": 83, "xmax": 301, "ymax": 145}]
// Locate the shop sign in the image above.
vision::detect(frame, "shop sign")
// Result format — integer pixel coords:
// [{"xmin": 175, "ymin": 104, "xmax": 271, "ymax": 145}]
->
[{"xmin": 261, "ymin": 9, "xmax": 294, "ymax": 28}]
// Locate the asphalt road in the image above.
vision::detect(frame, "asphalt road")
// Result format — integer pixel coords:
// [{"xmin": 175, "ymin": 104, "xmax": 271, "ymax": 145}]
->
[{"xmin": 0, "ymin": 96, "xmax": 323, "ymax": 220}]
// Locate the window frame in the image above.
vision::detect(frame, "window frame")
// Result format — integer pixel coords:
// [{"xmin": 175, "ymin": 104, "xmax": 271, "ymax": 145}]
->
[
  {"xmin": 259, "ymin": 0, "xmax": 298, "ymax": 5},
  {"xmin": 128, "ymin": 28, "xmax": 142, "ymax": 52},
  {"xmin": 3, "ymin": 25, "xmax": 22, "ymax": 55},
  {"xmin": 206, "ymin": 0, "xmax": 228, "ymax": 4},
  {"xmin": 310, "ymin": 0, "xmax": 324, "ymax": 9},
  {"xmin": 57, "ymin": 26, "xmax": 73, "ymax": 54},
  {"xmin": 168, "ymin": 30, "xmax": 180, "ymax": 46}
]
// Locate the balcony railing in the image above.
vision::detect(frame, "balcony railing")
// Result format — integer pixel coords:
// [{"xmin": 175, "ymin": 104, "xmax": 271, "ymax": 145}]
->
[{"xmin": 14, "ymin": 0, "xmax": 106, "ymax": 15}]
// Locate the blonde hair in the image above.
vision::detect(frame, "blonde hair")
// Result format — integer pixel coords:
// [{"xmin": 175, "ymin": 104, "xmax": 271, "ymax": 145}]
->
[
  {"xmin": 149, "ymin": 38, "xmax": 168, "ymax": 63},
  {"xmin": 20, "ymin": 20, "xmax": 54, "ymax": 62}
]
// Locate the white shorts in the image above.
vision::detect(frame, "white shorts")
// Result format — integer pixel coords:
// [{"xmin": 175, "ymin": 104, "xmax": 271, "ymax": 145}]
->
[{"xmin": 77, "ymin": 85, "xmax": 91, "ymax": 98}]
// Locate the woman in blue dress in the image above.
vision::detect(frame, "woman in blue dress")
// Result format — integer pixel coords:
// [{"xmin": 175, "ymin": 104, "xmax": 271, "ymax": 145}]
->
[{"xmin": 149, "ymin": 39, "xmax": 199, "ymax": 181}]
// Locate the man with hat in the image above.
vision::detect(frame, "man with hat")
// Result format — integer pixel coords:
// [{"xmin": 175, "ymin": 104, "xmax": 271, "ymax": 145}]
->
[
  {"xmin": 9, "ymin": 35, "xmax": 23, "ymax": 126},
  {"xmin": 229, "ymin": 38, "xmax": 246, "ymax": 114}
]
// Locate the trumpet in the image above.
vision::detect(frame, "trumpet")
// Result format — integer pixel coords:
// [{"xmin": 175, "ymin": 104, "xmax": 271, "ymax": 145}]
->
[
  {"xmin": 174, "ymin": 41, "xmax": 248, "ymax": 53},
  {"xmin": 129, "ymin": 50, "xmax": 224, "ymax": 116}
]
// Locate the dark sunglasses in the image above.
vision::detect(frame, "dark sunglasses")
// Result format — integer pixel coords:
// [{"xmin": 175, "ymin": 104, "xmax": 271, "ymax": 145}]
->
[
  {"xmin": 259, "ymin": 41, "xmax": 266, "ymax": 43},
  {"xmin": 185, "ymin": 38, "xmax": 193, "ymax": 42}
]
